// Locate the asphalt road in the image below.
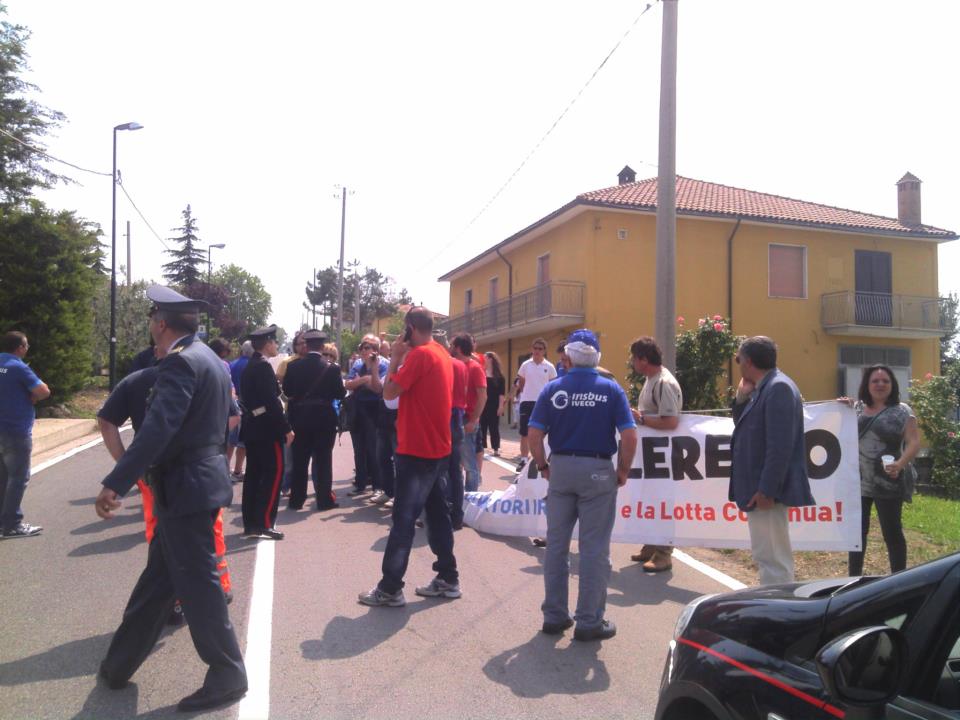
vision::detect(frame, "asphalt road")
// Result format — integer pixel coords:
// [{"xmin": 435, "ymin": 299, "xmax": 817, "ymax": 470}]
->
[{"xmin": 0, "ymin": 436, "xmax": 734, "ymax": 720}]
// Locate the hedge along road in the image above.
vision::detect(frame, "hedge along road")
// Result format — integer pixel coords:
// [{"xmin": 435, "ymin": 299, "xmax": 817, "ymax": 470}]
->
[{"xmin": 0, "ymin": 437, "xmax": 740, "ymax": 720}]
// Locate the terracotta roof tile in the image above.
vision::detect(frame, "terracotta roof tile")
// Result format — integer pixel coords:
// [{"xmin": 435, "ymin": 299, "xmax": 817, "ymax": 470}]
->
[{"xmin": 578, "ymin": 176, "xmax": 955, "ymax": 239}]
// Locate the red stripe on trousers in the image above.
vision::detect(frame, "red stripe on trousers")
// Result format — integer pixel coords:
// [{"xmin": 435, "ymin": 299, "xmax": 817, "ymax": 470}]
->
[{"xmin": 264, "ymin": 440, "xmax": 283, "ymax": 530}]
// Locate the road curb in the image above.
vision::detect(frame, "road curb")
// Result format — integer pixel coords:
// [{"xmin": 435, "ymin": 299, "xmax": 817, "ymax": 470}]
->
[{"xmin": 31, "ymin": 418, "xmax": 98, "ymax": 459}]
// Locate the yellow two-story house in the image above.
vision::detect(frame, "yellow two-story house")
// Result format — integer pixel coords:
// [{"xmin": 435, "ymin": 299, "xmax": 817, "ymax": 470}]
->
[{"xmin": 438, "ymin": 168, "xmax": 956, "ymax": 405}]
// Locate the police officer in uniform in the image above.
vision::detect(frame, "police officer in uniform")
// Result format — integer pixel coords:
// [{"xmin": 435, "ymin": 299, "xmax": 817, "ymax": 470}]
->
[
  {"xmin": 527, "ymin": 329, "xmax": 639, "ymax": 642},
  {"xmin": 95, "ymin": 286, "xmax": 247, "ymax": 712},
  {"xmin": 240, "ymin": 324, "xmax": 292, "ymax": 539},
  {"xmin": 282, "ymin": 328, "xmax": 346, "ymax": 511}
]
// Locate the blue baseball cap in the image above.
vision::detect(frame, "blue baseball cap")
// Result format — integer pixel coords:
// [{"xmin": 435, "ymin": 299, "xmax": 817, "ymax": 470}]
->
[{"xmin": 566, "ymin": 329, "xmax": 600, "ymax": 352}]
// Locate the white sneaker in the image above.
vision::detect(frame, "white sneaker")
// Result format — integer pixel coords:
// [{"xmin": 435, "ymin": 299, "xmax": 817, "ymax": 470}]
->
[
  {"xmin": 373, "ymin": 492, "xmax": 391, "ymax": 505},
  {"xmin": 368, "ymin": 491, "xmax": 384, "ymax": 504},
  {"xmin": 415, "ymin": 576, "xmax": 462, "ymax": 599},
  {"xmin": 384, "ymin": 499, "xmax": 394, "ymax": 508}
]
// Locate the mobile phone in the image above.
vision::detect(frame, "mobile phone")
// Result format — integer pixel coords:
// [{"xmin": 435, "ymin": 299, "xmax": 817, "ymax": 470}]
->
[{"xmin": 403, "ymin": 326, "xmax": 413, "ymax": 342}]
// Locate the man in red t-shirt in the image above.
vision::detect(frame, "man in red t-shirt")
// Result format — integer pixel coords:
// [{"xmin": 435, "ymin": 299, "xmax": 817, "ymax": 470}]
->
[
  {"xmin": 359, "ymin": 308, "xmax": 459, "ymax": 607},
  {"xmin": 446, "ymin": 352, "xmax": 467, "ymax": 529},
  {"xmin": 451, "ymin": 336, "xmax": 486, "ymax": 497}
]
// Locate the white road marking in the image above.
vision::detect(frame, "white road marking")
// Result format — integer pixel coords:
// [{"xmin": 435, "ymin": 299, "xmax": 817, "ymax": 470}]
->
[
  {"xmin": 237, "ymin": 539, "xmax": 275, "ymax": 720},
  {"xmin": 672, "ymin": 549, "xmax": 747, "ymax": 590},
  {"xmin": 486, "ymin": 454, "xmax": 522, "ymax": 474}
]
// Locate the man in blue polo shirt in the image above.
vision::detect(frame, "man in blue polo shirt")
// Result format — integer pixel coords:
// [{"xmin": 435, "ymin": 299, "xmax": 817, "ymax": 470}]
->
[
  {"xmin": 0, "ymin": 331, "xmax": 51, "ymax": 539},
  {"xmin": 528, "ymin": 329, "xmax": 638, "ymax": 642}
]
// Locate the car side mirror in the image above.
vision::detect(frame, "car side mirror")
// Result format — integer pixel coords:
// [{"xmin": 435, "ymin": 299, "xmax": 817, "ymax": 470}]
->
[{"xmin": 816, "ymin": 626, "xmax": 906, "ymax": 706}]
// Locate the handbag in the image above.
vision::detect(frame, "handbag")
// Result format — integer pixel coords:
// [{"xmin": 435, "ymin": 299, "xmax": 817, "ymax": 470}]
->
[{"xmin": 338, "ymin": 392, "xmax": 357, "ymax": 435}]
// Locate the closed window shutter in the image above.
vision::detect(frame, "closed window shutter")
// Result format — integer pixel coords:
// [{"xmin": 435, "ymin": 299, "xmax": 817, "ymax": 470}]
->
[{"xmin": 769, "ymin": 245, "xmax": 805, "ymax": 298}]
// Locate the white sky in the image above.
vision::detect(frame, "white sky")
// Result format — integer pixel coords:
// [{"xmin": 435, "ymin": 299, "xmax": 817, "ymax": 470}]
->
[{"xmin": 8, "ymin": 0, "xmax": 959, "ymax": 335}]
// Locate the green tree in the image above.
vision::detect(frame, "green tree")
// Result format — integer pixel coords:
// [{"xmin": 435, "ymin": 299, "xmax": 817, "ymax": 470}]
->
[
  {"xmin": 0, "ymin": 6, "xmax": 68, "ymax": 206},
  {"xmin": 91, "ymin": 279, "xmax": 152, "ymax": 375},
  {"xmin": 0, "ymin": 202, "xmax": 101, "ymax": 400},
  {"xmin": 162, "ymin": 204, "xmax": 205, "ymax": 287},
  {"xmin": 940, "ymin": 293, "xmax": 958, "ymax": 371},
  {"xmin": 212, "ymin": 263, "xmax": 272, "ymax": 336},
  {"xmin": 305, "ymin": 264, "xmax": 406, "ymax": 332}
]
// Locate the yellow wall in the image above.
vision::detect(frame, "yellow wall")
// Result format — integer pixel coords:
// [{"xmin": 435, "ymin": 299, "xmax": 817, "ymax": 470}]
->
[{"xmin": 447, "ymin": 208, "xmax": 944, "ymax": 404}]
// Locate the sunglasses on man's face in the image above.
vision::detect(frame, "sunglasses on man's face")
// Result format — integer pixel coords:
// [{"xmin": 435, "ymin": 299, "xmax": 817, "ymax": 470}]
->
[{"xmin": 361, "ymin": 345, "xmax": 376, "ymax": 351}]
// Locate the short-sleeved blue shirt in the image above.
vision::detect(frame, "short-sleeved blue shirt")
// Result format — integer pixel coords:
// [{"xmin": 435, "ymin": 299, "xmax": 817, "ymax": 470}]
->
[
  {"xmin": 348, "ymin": 357, "xmax": 389, "ymax": 403},
  {"xmin": 0, "ymin": 353, "xmax": 43, "ymax": 436},
  {"xmin": 528, "ymin": 367, "xmax": 636, "ymax": 457}
]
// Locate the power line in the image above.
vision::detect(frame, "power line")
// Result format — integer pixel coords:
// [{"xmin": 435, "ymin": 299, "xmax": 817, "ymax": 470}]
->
[
  {"xmin": 422, "ymin": 1, "xmax": 659, "ymax": 269},
  {"xmin": 0, "ymin": 126, "xmax": 111, "ymax": 177},
  {"xmin": 117, "ymin": 181, "xmax": 170, "ymax": 251},
  {"xmin": 0, "ymin": 125, "xmax": 171, "ymax": 252}
]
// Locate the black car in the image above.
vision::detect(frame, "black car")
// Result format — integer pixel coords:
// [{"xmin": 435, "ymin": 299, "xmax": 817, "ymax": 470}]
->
[{"xmin": 655, "ymin": 552, "xmax": 960, "ymax": 720}]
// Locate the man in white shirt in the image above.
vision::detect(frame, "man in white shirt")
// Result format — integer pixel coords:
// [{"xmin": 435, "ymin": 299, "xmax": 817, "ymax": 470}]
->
[
  {"xmin": 514, "ymin": 338, "xmax": 556, "ymax": 471},
  {"xmin": 629, "ymin": 336, "xmax": 683, "ymax": 573}
]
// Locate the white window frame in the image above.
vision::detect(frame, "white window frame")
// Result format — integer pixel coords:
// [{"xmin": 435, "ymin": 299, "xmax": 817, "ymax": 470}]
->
[{"xmin": 768, "ymin": 243, "xmax": 807, "ymax": 299}]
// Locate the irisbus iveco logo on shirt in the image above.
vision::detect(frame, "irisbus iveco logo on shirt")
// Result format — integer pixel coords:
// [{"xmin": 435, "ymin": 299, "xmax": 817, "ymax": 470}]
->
[{"xmin": 551, "ymin": 390, "xmax": 608, "ymax": 410}]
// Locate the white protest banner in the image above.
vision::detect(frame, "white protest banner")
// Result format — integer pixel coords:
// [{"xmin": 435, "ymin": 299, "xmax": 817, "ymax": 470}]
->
[{"xmin": 464, "ymin": 402, "xmax": 862, "ymax": 551}]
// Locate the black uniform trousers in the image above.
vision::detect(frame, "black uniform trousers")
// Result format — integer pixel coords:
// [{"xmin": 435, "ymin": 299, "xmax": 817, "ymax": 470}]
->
[
  {"xmin": 351, "ymin": 401, "xmax": 381, "ymax": 492},
  {"xmin": 289, "ymin": 423, "xmax": 338, "ymax": 509},
  {"xmin": 242, "ymin": 439, "xmax": 284, "ymax": 532},
  {"xmin": 101, "ymin": 509, "xmax": 246, "ymax": 691}
]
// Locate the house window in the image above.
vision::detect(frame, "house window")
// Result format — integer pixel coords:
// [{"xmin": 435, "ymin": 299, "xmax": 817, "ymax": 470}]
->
[
  {"xmin": 489, "ymin": 277, "xmax": 499, "ymax": 305},
  {"xmin": 769, "ymin": 244, "xmax": 806, "ymax": 299},
  {"xmin": 464, "ymin": 289, "xmax": 473, "ymax": 313},
  {"xmin": 838, "ymin": 345, "xmax": 912, "ymax": 399}
]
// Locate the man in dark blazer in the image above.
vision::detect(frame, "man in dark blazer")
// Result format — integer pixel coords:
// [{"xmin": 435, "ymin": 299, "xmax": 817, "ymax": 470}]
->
[
  {"xmin": 94, "ymin": 286, "xmax": 247, "ymax": 713},
  {"xmin": 730, "ymin": 335, "xmax": 816, "ymax": 586},
  {"xmin": 240, "ymin": 324, "xmax": 292, "ymax": 540},
  {"xmin": 282, "ymin": 329, "xmax": 345, "ymax": 511}
]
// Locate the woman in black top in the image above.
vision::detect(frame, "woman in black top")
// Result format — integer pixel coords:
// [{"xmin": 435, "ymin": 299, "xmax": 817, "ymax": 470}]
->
[{"xmin": 479, "ymin": 351, "xmax": 506, "ymax": 456}]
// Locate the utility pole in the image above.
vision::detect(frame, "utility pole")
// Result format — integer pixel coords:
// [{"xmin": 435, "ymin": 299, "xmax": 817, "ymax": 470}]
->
[
  {"xmin": 335, "ymin": 187, "xmax": 348, "ymax": 351},
  {"xmin": 349, "ymin": 258, "xmax": 361, "ymax": 333},
  {"xmin": 655, "ymin": 0, "xmax": 679, "ymax": 371},
  {"xmin": 125, "ymin": 221, "xmax": 131, "ymax": 286},
  {"xmin": 312, "ymin": 267, "xmax": 317, "ymax": 328}
]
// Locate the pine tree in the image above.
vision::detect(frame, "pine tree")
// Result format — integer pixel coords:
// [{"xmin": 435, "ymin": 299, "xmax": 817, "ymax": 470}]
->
[
  {"xmin": 162, "ymin": 204, "xmax": 205, "ymax": 287},
  {"xmin": 0, "ymin": 7, "xmax": 69, "ymax": 206}
]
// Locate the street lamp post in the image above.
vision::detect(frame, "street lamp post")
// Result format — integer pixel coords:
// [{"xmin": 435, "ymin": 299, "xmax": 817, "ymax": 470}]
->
[
  {"xmin": 207, "ymin": 243, "xmax": 226, "ymax": 286},
  {"xmin": 206, "ymin": 243, "xmax": 226, "ymax": 336},
  {"xmin": 110, "ymin": 121, "xmax": 143, "ymax": 391}
]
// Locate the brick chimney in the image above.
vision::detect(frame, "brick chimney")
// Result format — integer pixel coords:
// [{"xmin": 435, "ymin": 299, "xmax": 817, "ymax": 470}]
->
[
  {"xmin": 618, "ymin": 165, "xmax": 636, "ymax": 185},
  {"xmin": 896, "ymin": 172, "xmax": 921, "ymax": 226}
]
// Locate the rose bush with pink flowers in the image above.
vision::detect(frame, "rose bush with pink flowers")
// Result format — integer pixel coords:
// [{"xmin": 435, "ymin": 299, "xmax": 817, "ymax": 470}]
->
[
  {"xmin": 674, "ymin": 314, "xmax": 743, "ymax": 411},
  {"xmin": 910, "ymin": 367, "xmax": 960, "ymax": 493}
]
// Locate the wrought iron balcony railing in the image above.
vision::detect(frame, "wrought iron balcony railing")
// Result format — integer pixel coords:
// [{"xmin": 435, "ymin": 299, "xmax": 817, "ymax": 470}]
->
[
  {"xmin": 821, "ymin": 291, "xmax": 947, "ymax": 335},
  {"xmin": 439, "ymin": 281, "xmax": 586, "ymax": 339}
]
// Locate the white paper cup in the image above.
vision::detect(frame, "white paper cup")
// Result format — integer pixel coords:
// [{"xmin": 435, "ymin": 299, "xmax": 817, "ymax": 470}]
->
[{"xmin": 881, "ymin": 454, "xmax": 895, "ymax": 469}]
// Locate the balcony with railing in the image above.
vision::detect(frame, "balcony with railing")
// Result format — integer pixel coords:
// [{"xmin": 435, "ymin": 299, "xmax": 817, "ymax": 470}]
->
[
  {"xmin": 439, "ymin": 281, "xmax": 586, "ymax": 342},
  {"xmin": 821, "ymin": 291, "xmax": 947, "ymax": 338}
]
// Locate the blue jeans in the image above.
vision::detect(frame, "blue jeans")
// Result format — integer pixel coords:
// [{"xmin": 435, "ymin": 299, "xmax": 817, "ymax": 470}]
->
[
  {"xmin": 0, "ymin": 431, "xmax": 33, "ymax": 532},
  {"xmin": 542, "ymin": 455, "xmax": 618, "ymax": 631},
  {"xmin": 461, "ymin": 426, "xmax": 481, "ymax": 492},
  {"xmin": 376, "ymin": 421, "xmax": 397, "ymax": 498},
  {"xmin": 379, "ymin": 454, "xmax": 457, "ymax": 594},
  {"xmin": 444, "ymin": 410, "xmax": 464, "ymax": 525}
]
